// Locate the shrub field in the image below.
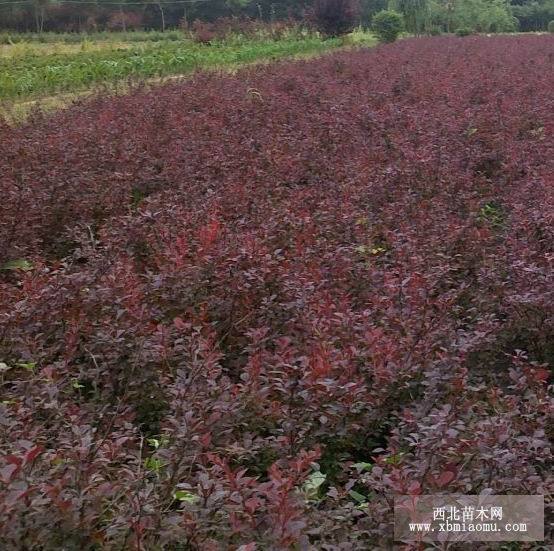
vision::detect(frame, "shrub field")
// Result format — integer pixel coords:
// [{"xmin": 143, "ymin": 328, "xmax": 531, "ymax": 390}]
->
[{"xmin": 0, "ymin": 35, "xmax": 552, "ymax": 549}]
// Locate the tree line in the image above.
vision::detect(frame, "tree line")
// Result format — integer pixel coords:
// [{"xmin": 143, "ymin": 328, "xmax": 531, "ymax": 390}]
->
[{"xmin": 0, "ymin": 0, "xmax": 552, "ymax": 33}]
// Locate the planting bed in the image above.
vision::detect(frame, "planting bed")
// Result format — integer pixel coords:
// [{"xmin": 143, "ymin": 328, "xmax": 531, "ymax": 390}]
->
[{"xmin": 0, "ymin": 35, "xmax": 552, "ymax": 549}]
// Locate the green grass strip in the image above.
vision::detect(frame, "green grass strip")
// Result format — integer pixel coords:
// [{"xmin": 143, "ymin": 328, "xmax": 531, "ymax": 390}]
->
[{"xmin": 0, "ymin": 36, "xmax": 344, "ymax": 100}]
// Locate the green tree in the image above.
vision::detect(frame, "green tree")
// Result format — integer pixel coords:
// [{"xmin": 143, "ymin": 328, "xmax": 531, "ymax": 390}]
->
[
  {"xmin": 430, "ymin": 0, "xmax": 457, "ymax": 32},
  {"xmin": 372, "ymin": 8, "xmax": 404, "ymax": 40},
  {"xmin": 32, "ymin": 0, "xmax": 50, "ymax": 33},
  {"xmin": 428, "ymin": 0, "xmax": 518, "ymax": 32},
  {"xmin": 453, "ymin": 0, "xmax": 517, "ymax": 31},
  {"xmin": 390, "ymin": 0, "xmax": 430, "ymax": 34},
  {"xmin": 510, "ymin": 0, "xmax": 554, "ymax": 31},
  {"xmin": 360, "ymin": 0, "xmax": 388, "ymax": 27}
]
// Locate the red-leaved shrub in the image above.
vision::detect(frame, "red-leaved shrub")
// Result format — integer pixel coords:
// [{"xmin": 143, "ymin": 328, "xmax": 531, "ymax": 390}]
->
[
  {"xmin": 0, "ymin": 36, "xmax": 552, "ymax": 548},
  {"xmin": 187, "ymin": 16, "xmax": 301, "ymax": 44},
  {"xmin": 106, "ymin": 11, "xmax": 144, "ymax": 32},
  {"xmin": 307, "ymin": 0, "xmax": 361, "ymax": 37}
]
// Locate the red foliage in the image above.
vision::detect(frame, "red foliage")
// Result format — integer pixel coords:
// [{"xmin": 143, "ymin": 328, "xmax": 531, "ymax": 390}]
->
[
  {"xmin": 106, "ymin": 11, "xmax": 144, "ymax": 32},
  {"xmin": 190, "ymin": 19, "xmax": 218, "ymax": 43},
  {"xmin": 0, "ymin": 36, "xmax": 552, "ymax": 548},
  {"xmin": 307, "ymin": 0, "xmax": 361, "ymax": 37}
]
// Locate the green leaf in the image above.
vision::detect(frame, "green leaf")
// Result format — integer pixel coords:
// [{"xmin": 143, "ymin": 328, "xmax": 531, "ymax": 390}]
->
[
  {"xmin": 353, "ymin": 461, "xmax": 373, "ymax": 472},
  {"xmin": 478, "ymin": 202, "xmax": 504, "ymax": 228},
  {"xmin": 384, "ymin": 452, "xmax": 404, "ymax": 465},
  {"xmin": 147, "ymin": 436, "xmax": 169, "ymax": 449},
  {"xmin": 173, "ymin": 490, "xmax": 199, "ymax": 503},
  {"xmin": 131, "ymin": 188, "xmax": 145, "ymax": 207},
  {"xmin": 348, "ymin": 490, "xmax": 368, "ymax": 504},
  {"xmin": 302, "ymin": 470, "xmax": 326, "ymax": 501},
  {"xmin": 17, "ymin": 361, "xmax": 36, "ymax": 372},
  {"xmin": 1, "ymin": 259, "xmax": 33, "ymax": 271},
  {"xmin": 144, "ymin": 457, "xmax": 165, "ymax": 473}
]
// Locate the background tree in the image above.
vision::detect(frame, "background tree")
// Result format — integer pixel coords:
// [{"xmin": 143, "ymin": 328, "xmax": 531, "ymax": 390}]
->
[
  {"xmin": 372, "ymin": 8, "xmax": 404, "ymax": 40},
  {"xmin": 426, "ymin": 0, "xmax": 519, "ymax": 33},
  {"xmin": 431, "ymin": 0, "xmax": 457, "ymax": 33},
  {"xmin": 32, "ymin": 0, "xmax": 50, "ymax": 32},
  {"xmin": 451, "ymin": 0, "xmax": 517, "ymax": 32},
  {"xmin": 509, "ymin": 0, "xmax": 554, "ymax": 31},
  {"xmin": 0, "ymin": 0, "xmax": 549, "ymax": 32},
  {"xmin": 390, "ymin": 0, "xmax": 429, "ymax": 34},
  {"xmin": 153, "ymin": 1, "xmax": 166, "ymax": 32}
]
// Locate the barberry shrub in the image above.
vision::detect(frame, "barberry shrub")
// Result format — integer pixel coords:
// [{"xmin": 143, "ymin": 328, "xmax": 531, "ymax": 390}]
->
[
  {"xmin": 372, "ymin": 9, "xmax": 404, "ymax": 43},
  {"xmin": 187, "ymin": 17, "xmax": 302, "ymax": 44},
  {"xmin": 190, "ymin": 19, "xmax": 217, "ymax": 43},
  {"xmin": 308, "ymin": 0, "xmax": 361, "ymax": 37},
  {"xmin": 0, "ymin": 35, "xmax": 552, "ymax": 548}
]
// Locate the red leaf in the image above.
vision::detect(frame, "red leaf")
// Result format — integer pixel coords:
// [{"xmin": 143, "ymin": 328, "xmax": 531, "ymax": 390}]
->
[
  {"xmin": 436, "ymin": 471, "xmax": 456, "ymax": 488},
  {"xmin": 173, "ymin": 317, "xmax": 186, "ymax": 330},
  {"xmin": 244, "ymin": 497, "xmax": 261, "ymax": 514},
  {"xmin": 200, "ymin": 432, "xmax": 212, "ymax": 448},
  {"xmin": 57, "ymin": 499, "xmax": 72, "ymax": 511},
  {"xmin": 5, "ymin": 455, "xmax": 22, "ymax": 467},
  {"xmin": 533, "ymin": 368, "xmax": 549, "ymax": 383},
  {"xmin": 24, "ymin": 445, "xmax": 44, "ymax": 465},
  {"xmin": 0, "ymin": 464, "xmax": 19, "ymax": 484}
]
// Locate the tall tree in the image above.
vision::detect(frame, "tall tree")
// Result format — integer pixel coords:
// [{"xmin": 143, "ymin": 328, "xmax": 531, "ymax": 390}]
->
[
  {"xmin": 390, "ymin": 0, "xmax": 430, "ymax": 34},
  {"xmin": 153, "ymin": 0, "xmax": 166, "ymax": 31},
  {"xmin": 33, "ymin": 0, "xmax": 50, "ymax": 33}
]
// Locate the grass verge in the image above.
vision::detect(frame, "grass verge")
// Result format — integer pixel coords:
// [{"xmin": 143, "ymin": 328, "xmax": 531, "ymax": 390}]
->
[{"xmin": 0, "ymin": 31, "xmax": 377, "ymax": 122}]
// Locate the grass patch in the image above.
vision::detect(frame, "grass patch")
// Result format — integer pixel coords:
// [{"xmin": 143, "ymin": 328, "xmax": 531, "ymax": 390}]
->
[
  {"xmin": 0, "ymin": 29, "xmax": 183, "ymax": 45},
  {"xmin": 0, "ymin": 35, "xmax": 347, "ymax": 101},
  {"xmin": 0, "ymin": 40, "xmax": 137, "ymax": 59}
]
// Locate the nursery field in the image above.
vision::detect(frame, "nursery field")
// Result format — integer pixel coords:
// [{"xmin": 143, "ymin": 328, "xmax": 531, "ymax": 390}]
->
[{"xmin": 0, "ymin": 35, "xmax": 552, "ymax": 549}]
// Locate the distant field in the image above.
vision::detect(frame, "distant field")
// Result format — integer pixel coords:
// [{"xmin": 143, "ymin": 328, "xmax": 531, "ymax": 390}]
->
[
  {"xmin": 0, "ymin": 40, "xmax": 137, "ymax": 58},
  {"xmin": 0, "ymin": 29, "xmax": 377, "ymax": 107}
]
